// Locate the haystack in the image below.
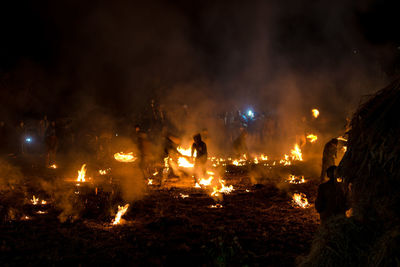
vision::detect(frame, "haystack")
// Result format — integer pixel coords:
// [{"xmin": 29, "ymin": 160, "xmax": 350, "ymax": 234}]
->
[{"xmin": 300, "ymin": 79, "xmax": 400, "ymax": 266}]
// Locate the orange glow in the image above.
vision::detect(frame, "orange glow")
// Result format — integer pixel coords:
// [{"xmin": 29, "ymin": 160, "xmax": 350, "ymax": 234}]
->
[
  {"xmin": 114, "ymin": 152, "xmax": 136, "ymax": 163},
  {"xmin": 306, "ymin": 134, "xmax": 318, "ymax": 143},
  {"xmin": 292, "ymin": 193, "xmax": 310, "ymax": 208},
  {"xmin": 77, "ymin": 164, "xmax": 87, "ymax": 182},
  {"xmin": 112, "ymin": 204, "xmax": 129, "ymax": 225},
  {"xmin": 312, "ymin": 109, "xmax": 320, "ymax": 118}
]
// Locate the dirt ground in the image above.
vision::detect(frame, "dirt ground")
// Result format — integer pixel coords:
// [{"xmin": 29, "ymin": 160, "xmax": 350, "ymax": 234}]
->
[{"xmin": 0, "ymin": 155, "xmax": 320, "ymax": 266}]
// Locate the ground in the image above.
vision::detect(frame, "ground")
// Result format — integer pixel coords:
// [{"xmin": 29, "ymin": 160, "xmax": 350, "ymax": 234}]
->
[{"xmin": 0, "ymin": 155, "xmax": 320, "ymax": 266}]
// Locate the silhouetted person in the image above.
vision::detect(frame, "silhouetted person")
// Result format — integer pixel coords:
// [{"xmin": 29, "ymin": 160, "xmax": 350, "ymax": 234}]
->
[
  {"xmin": 45, "ymin": 121, "xmax": 58, "ymax": 166},
  {"xmin": 16, "ymin": 121, "xmax": 26, "ymax": 154},
  {"xmin": 233, "ymin": 127, "xmax": 248, "ymax": 158},
  {"xmin": 191, "ymin": 134, "xmax": 207, "ymax": 183},
  {"xmin": 39, "ymin": 115, "xmax": 49, "ymax": 140},
  {"xmin": 320, "ymin": 138, "xmax": 338, "ymax": 182},
  {"xmin": 315, "ymin": 166, "xmax": 348, "ymax": 224}
]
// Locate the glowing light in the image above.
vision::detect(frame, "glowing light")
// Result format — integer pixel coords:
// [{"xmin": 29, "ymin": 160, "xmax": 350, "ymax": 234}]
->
[
  {"xmin": 114, "ymin": 152, "xmax": 136, "ymax": 162},
  {"xmin": 77, "ymin": 164, "xmax": 87, "ymax": 182},
  {"xmin": 292, "ymin": 193, "xmax": 310, "ymax": 208},
  {"xmin": 306, "ymin": 134, "xmax": 318, "ymax": 143},
  {"xmin": 290, "ymin": 144, "xmax": 303, "ymax": 161},
  {"xmin": 112, "ymin": 204, "xmax": 129, "ymax": 225},
  {"xmin": 312, "ymin": 109, "xmax": 320, "ymax": 118}
]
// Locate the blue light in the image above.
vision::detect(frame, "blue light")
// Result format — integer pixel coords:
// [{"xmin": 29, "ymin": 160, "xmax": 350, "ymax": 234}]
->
[
  {"xmin": 247, "ymin": 109, "xmax": 254, "ymax": 118},
  {"xmin": 25, "ymin": 137, "xmax": 32, "ymax": 143}
]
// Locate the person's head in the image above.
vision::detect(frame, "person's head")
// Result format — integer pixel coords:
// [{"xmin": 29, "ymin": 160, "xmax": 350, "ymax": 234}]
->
[
  {"xmin": 193, "ymin": 133, "xmax": 202, "ymax": 143},
  {"xmin": 326, "ymin": 165, "xmax": 337, "ymax": 180},
  {"xmin": 331, "ymin": 138, "xmax": 339, "ymax": 145}
]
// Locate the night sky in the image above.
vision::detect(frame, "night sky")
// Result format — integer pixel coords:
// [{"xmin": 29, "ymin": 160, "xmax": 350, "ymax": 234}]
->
[{"xmin": 1, "ymin": 0, "xmax": 399, "ymax": 118}]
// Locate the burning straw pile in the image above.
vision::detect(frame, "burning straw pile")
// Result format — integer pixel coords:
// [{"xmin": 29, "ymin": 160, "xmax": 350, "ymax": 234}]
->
[{"xmin": 300, "ymin": 79, "xmax": 400, "ymax": 266}]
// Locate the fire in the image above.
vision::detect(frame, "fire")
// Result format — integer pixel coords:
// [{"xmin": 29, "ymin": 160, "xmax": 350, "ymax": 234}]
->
[
  {"xmin": 306, "ymin": 134, "xmax": 318, "ymax": 143},
  {"xmin": 210, "ymin": 204, "xmax": 223, "ymax": 208},
  {"xmin": 114, "ymin": 152, "xmax": 136, "ymax": 163},
  {"xmin": 194, "ymin": 183, "xmax": 201, "ymax": 188},
  {"xmin": 290, "ymin": 144, "xmax": 303, "ymax": 161},
  {"xmin": 41, "ymin": 200, "xmax": 47, "ymax": 205},
  {"xmin": 77, "ymin": 164, "xmax": 87, "ymax": 182},
  {"xmin": 287, "ymin": 175, "xmax": 306, "ymax": 184},
  {"xmin": 337, "ymin": 136, "xmax": 348, "ymax": 142},
  {"xmin": 279, "ymin": 155, "xmax": 291, "ymax": 166},
  {"xmin": 260, "ymin": 154, "xmax": 268, "ymax": 161},
  {"xmin": 30, "ymin": 195, "xmax": 39, "ymax": 205},
  {"xmin": 312, "ymin": 109, "xmax": 320, "ymax": 118},
  {"xmin": 98, "ymin": 169, "xmax": 108, "ymax": 175},
  {"xmin": 292, "ymin": 193, "xmax": 310, "ymax": 208},
  {"xmin": 112, "ymin": 204, "xmax": 129, "ymax": 225},
  {"xmin": 148, "ymin": 178, "xmax": 153, "ymax": 185},
  {"xmin": 179, "ymin": 193, "xmax": 189, "ymax": 199},
  {"xmin": 254, "ymin": 157, "xmax": 259, "ymax": 164},
  {"xmin": 49, "ymin": 164, "xmax": 57, "ymax": 169},
  {"xmin": 178, "ymin": 157, "xmax": 194, "ymax": 168},
  {"xmin": 177, "ymin": 146, "xmax": 196, "ymax": 157},
  {"xmin": 211, "ymin": 179, "xmax": 234, "ymax": 197},
  {"xmin": 199, "ymin": 176, "xmax": 213, "ymax": 186}
]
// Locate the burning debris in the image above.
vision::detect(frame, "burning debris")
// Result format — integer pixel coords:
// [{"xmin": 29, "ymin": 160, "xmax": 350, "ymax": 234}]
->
[
  {"xmin": 292, "ymin": 193, "xmax": 310, "ymax": 208},
  {"xmin": 114, "ymin": 152, "xmax": 137, "ymax": 163},
  {"xmin": 311, "ymin": 109, "xmax": 320, "ymax": 118},
  {"xmin": 306, "ymin": 134, "xmax": 318, "ymax": 143},
  {"xmin": 287, "ymin": 175, "xmax": 306, "ymax": 184},
  {"xmin": 112, "ymin": 204, "xmax": 130, "ymax": 225},
  {"xmin": 77, "ymin": 164, "xmax": 87, "ymax": 182}
]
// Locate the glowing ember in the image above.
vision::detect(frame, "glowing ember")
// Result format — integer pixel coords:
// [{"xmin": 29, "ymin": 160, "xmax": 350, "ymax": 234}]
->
[
  {"xmin": 148, "ymin": 178, "xmax": 153, "ymax": 185},
  {"xmin": 98, "ymin": 169, "xmax": 107, "ymax": 175},
  {"xmin": 114, "ymin": 152, "xmax": 136, "ymax": 162},
  {"xmin": 178, "ymin": 157, "xmax": 194, "ymax": 168},
  {"xmin": 260, "ymin": 154, "xmax": 268, "ymax": 161},
  {"xmin": 49, "ymin": 164, "xmax": 57, "ymax": 169},
  {"xmin": 112, "ymin": 204, "xmax": 129, "ymax": 225},
  {"xmin": 254, "ymin": 157, "xmax": 259, "ymax": 164},
  {"xmin": 153, "ymin": 171, "xmax": 159, "ymax": 176},
  {"xmin": 36, "ymin": 211, "xmax": 47, "ymax": 214},
  {"xmin": 77, "ymin": 164, "xmax": 87, "ymax": 182},
  {"xmin": 232, "ymin": 160, "xmax": 240, "ymax": 166},
  {"xmin": 41, "ymin": 200, "xmax": 47, "ymax": 205},
  {"xmin": 30, "ymin": 195, "xmax": 39, "ymax": 205},
  {"xmin": 292, "ymin": 193, "xmax": 310, "ymax": 208},
  {"xmin": 279, "ymin": 155, "xmax": 291, "ymax": 166},
  {"xmin": 287, "ymin": 175, "xmax": 306, "ymax": 184},
  {"xmin": 306, "ymin": 134, "xmax": 318, "ymax": 143},
  {"xmin": 179, "ymin": 193, "xmax": 189, "ymax": 199},
  {"xmin": 211, "ymin": 179, "xmax": 234, "ymax": 197},
  {"xmin": 337, "ymin": 136, "xmax": 348, "ymax": 142},
  {"xmin": 290, "ymin": 144, "xmax": 303, "ymax": 161},
  {"xmin": 342, "ymin": 146, "xmax": 347, "ymax": 152},
  {"xmin": 312, "ymin": 109, "xmax": 320, "ymax": 118},
  {"xmin": 210, "ymin": 204, "xmax": 223, "ymax": 208},
  {"xmin": 336, "ymin": 177, "xmax": 343, "ymax": 183}
]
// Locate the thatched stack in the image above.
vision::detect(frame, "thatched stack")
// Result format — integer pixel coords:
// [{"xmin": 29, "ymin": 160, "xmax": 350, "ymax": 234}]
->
[{"xmin": 300, "ymin": 79, "xmax": 400, "ymax": 266}]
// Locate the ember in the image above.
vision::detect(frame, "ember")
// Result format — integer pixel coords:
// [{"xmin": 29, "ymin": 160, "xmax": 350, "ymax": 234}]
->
[
  {"xmin": 311, "ymin": 108, "xmax": 320, "ymax": 118},
  {"xmin": 292, "ymin": 193, "xmax": 310, "ymax": 208},
  {"xmin": 306, "ymin": 134, "xmax": 318, "ymax": 143},
  {"xmin": 287, "ymin": 175, "xmax": 306, "ymax": 184},
  {"xmin": 77, "ymin": 164, "xmax": 87, "ymax": 182},
  {"xmin": 114, "ymin": 152, "xmax": 136, "ymax": 162}
]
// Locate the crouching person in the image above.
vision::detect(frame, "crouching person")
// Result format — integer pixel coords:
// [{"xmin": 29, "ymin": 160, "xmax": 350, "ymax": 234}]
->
[{"xmin": 315, "ymin": 165, "xmax": 349, "ymax": 224}]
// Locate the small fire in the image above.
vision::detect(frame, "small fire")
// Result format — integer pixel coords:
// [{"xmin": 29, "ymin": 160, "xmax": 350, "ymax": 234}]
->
[
  {"xmin": 148, "ymin": 178, "xmax": 153, "ymax": 185},
  {"xmin": 98, "ymin": 169, "xmax": 109, "ymax": 175},
  {"xmin": 312, "ymin": 109, "xmax": 320, "ymax": 118},
  {"xmin": 260, "ymin": 154, "xmax": 268, "ymax": 161},
  {"xmin": 306, "ymin": 134, "xmax": 318, "ymax": 143},
  {"xmin": 30, "ymin": 195, "xmax": 39, "ymax": 205},
  {"xmin": 337, "ymin": 136, "xmax": 348, "ymax": 142},
  {"xmin": 292, "ymin": 193, "xmax": 310, "ymax": 208},
  {"xmin": 199, "ymin": 176, "xmax": 213, "ymax": 186},
  {"xmin": 287, "ymin": 175, "xmax": 306, "ymax": 184},
  {"xmin": 153, "ymin": 171, "xmax": 159, "ymax": 176},
  {"xmin": 211, "ymin": 179, "xmax": 234, "ymax": 197},
  {"xmin": 36, "ymin": 211, "xmax": 47, "ymax": 214},
  {"xmin": 49, "ymin": 164, "xmax": 57, "ymax": 169},
  {"xmin": 41, "ymin": 200, "xmax": 47, "ymax": 205},
  {"xmin": 77, "ymin": 164, "xmax": 87, "ymax": 182},
  {"xmin": 194, "ymin": 183, "xmax": 201, "ymax": 188},
  {"xmin": 178, "ymin": 157, "xmax": 194, "ymax": 168},
  {"xmin": 112, "ymin": 204, "xmax": 129, "ymax": 225},
  {"xmin": 114, "ymin": 152, "xmax": 136, "ymax": 163},
  {"xmin": 210, "ymin": 204, "xmax": 223, "ymax": 208},
  {"xmin": 279, "ymin": 155, "xmax": 291, "ymax": 166},
  {"xmin": 290, "ymin": 144, "xmax": 303, "ymax": 161},
  {"xmin": 254, "ymin": 157, "xmax": 259, "ymax": 164},
  {"xmin": 179, "ymin": 193, "xmax": 189, "ymax": 199}
]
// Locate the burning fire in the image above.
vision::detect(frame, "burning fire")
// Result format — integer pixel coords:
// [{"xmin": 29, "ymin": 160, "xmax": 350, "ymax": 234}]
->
[
  {"xmin": 114, "ymin": 152, "xmax": 136, "ymax": 163},
  {"xmin": 279, "ymin": 155, "xmax": 291, "ymax": 166},
  {"xmin": 290, "ymin": 144, "xmax": 303, "ymax": 161},
  {"xmin": 179, "ymin": 193, "xmax": 189, "ymax": 199},
  {"xmin": 306, "ymin": 134, "xmax": 318, "ymax": 143},
  {"xmin": 112, "ymin": 204, "xmax": 129, "ymax": 225},
  {"xmin": 260, "ymin": 154, "xmax": 268, "ymax": 161},
  {"xmin": 210, "ymin": 204, "xmax": 223, "ymax": 208},
  {"xmin": 177, "ymin": 146, "xmax": 196, "ymax": 157},
  {"xmin": 292, "ymin": 193, "xmax": 310, "ymax": 208},
  {"xmin": 211, "ymin": 179, "xmax": 234, "ymax": 197},
  {"xmin": 77, "ymin": 164, "xmax": 87, "ymax": 182},
  {"xmin": 31, "ymin": 195, "xmax": 39, "ymax": 205},
  {"xmin": 148, "ymin": 178, "xmax": 153, "ymax": 185},
  {"xmin": 178, "ymin": 157, "xmax": 194, "ymax": 168},
  {"xmin": 49, "ymin": 164, "xmax": 57, "ymax": 169},
  {"xmin": 312, "ymin": 109, "xmax": 320, "ymax": 118},
  {"xmin": 287, "ymin": 175, "xmax": 306, "ymax": 184}
]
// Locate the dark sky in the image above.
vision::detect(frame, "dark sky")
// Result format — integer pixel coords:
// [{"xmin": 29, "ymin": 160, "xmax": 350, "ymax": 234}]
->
[{"xmin": 1, "ymin": 0, "xmax": 399, "ymax": 118}]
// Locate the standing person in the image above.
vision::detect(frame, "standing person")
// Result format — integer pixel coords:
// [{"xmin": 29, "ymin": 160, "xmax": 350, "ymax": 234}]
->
[
  {"xmin": 45, "ymin": 121, "xmax": 58, "ymax": 166},
  {"xmin": 320, "ymin": 138, "xmax": 339, "ymax": 182},
  {"xmin": 39, "ymin": 115, "xmax": 49, "ymax": 139},
  {"xmin": 315, "ymin": 166, "xmax": 349, "ymax": 224},
  {"xmin": 233, "ymin": 127, "xmax": 248, "ymax": 158},
  {"xmin": 16, "ymin": 121, "xmax": 26, "ymax": 154},
  {"xmin": 191, "ymin": 133, "xmax": 207, "ymax": 183}
]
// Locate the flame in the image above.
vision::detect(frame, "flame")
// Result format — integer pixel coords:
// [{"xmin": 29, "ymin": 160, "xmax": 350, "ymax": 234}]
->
[
  {"xmin": 199, "ymin": 176, "xmax": 213, "ymax": 186},
  {"xmin": 342, "ymin": 146, "xmax": 347, "ymax": 152},
  {"xmin": 254, "ymin": 157, "xmax": 259, "ymax": 164},
  {"xmin": 210, "ymin": 204, "xmax": 223, "ymax": 208},
  {"xmin": 98, "ymin": 169, "xmax": 108, "ymax": 175},
  {"xmin": 77, "ymin": 164, "xmax": 87, "ymax": 182},
  {"xmin": 114, "ymin": 152, "xmax": 136, "ymax": 162},
  {"xmin": 306, "ymin": 134, "xmax": 318, "ymax": 143},
  {"xmin": 312, "ymin": 109, "xmax": 320, "ymax": 118},
  {"xmin": 30, "ymin": 195, "xmax": 39, "ymax": 205},
  {"xmin": 279, "ymin": 155, "xmax": 291, "ymax": 166},
  {"xmin": 290, "ymin": 144, "xmax": 303, "ymax": 161},
  {"xmin": 232, "ymin": 160, "xmax": 240, "ymax": 166},
  {"xmin": 178, "ymin": 157, "xmax": 194, "ymax": 168},
  {"xmin": 287, "ymin": 175, "xmax": 306, "ymax": 184},
  {"xmin": 179, "ymin": 193, "xmax": 189, "ymax": 199},
  {"xmin": 49, "ymin": 164, "xmax": 57, "ymax": 169},
  {"xmin": 177, "ymin": 146, "xmax": 196, "ymax": 157},
  {"xmin": 112, "ymin": 204, "xmax": 129, "ymax": 225},
  {"xmin": 41, "ymin": 200, "xmax": 47, "ymax": 205},
  {"xmin": 148, "ymin": 178, "xmax": 153, "ymax": 185},
  {"xmin": 260, "ymin": 154, "xmax": 268, "ymax": 161},
  {"xmin": 153, "ymin": 171, "xmax": 159, "ymax": 176},
  {"xmin": 337, "ymin": 136, "xmax": 348, "ymax": 142},
  {"xmin": 292, "ymin": 193, "xmax": 310, "ymax": 208},
  {"xmin": 194, "ymin": 183, "xmax": 201, "ymax": 188},
  {"xmin": 211, "ymin": 179, "xmax": 234, "ymax": 197}
]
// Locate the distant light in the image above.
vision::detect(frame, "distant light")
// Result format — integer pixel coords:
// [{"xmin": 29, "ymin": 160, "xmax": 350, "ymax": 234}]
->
[
  {"xmin": 25, "ymin": 137, "xmax": 32, "ymax": 143},
  {"xmin": 247, "ymin": 109, "xmax": 254, "ymax": 118},
  {"xmin": 115, "ymin": 133, "xmax": 118, "ymax": 137}
]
